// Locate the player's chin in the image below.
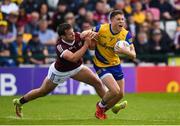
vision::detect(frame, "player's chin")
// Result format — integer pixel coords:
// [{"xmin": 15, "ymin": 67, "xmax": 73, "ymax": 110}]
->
[{"xmin": 118, "ymin": 25, "xmax": 123, "ymax": 30}]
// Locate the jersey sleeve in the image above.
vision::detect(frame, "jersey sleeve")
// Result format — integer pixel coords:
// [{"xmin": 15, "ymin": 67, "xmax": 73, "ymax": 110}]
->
[
  {"xmin": 125, "ymin": 31, "xmax": 133, "ymax": 45},
  {"xmin": 93, "ymin": 24, "xmax": 101, "ymax": 32},
  {"xmin": 56, "ymin": 44, "xmax": 68, "ymax": 58}
]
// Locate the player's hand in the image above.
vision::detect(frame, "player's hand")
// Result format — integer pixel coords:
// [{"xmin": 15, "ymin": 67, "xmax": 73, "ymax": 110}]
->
[
  {"xmin": 84, "ymin": 31, "xmax": 98, "ymax": 47},
  {"xmin": 84, "ymin": 35, "xmax": 92, "ymax": 47},
  {"xmin": 86, "ymin": 31, "xmax": 98, "ymax": 40},
  {"xmin": 114, "ymin": 42, "xmax": 130, "ymax": 54}
]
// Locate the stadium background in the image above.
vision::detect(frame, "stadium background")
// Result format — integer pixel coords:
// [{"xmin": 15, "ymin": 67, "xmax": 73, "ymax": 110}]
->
[{"xmin": 0, "ymin": 0, "xmax": 180, "ymax": 125}]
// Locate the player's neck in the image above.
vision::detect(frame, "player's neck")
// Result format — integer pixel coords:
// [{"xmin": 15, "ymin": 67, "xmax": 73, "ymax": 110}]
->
[
  {"xmin": 62, "ymin": 38, "xmax": 74, "ymax": 43},
  {"xmin": 110, "ymin": 24, "xmax": 121, "ymax": 34},
  {"xmin": 62, "ymin": 39, "xmax": 75, "ymax": 45}
]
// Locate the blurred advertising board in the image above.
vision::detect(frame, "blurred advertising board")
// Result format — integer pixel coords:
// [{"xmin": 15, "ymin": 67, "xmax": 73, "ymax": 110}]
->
[
  {"xmin": 137, "ymin": 67, "xmax": 180, "ymax": 93},
  {"xmin": 0, "ymin": 66, "xmax": 136, "ymax": 96},
  {"xmin": 168, "ymin": 57, "xmax": 180, "ymax": 66}
]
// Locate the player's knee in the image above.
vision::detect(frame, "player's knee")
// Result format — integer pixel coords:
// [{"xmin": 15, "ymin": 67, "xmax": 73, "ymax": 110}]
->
[
  {"xmin": 94, "ymin": 79, "xmax": 103, "ymax": 89},
  {"xmin": 111, "ymin": 88, "xmax": 121, "ymax": 97}
]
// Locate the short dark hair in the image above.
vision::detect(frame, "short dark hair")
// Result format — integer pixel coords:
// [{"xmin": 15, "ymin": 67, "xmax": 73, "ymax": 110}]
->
[
  {"xmin": 57, "ymin": 23, "xmax": 72, "ymax": 36},
  {"xmin": 109, "ymin": 10, "xmax": 124, "ymax": 20}
]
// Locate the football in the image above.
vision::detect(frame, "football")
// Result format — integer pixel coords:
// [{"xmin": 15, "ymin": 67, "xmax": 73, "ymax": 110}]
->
[{"xmin": 114, "ymin": 40, "xmax": 130, "ymax": 51}]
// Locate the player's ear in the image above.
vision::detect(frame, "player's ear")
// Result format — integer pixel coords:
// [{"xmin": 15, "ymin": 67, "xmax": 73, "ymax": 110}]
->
[{"xmin": 61, "ymin": 35, "xmax": 65, "ymax": 39}]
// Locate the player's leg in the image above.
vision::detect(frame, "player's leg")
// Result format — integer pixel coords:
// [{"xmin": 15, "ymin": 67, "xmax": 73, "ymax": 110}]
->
[
  {"xmin": 92, "ymin": 65, "xmax": 122, "ymax": 103},
  {"xmin": 21, "ymin": 77, "xmax": 57, "ymax": 102},
  {"xmin": 13, "ymin": 77, "xmax": 57, "ymax": 117},
  {"xmin": 71, "ymin": 66, "xmax": 114, "ymax": 119},
  {"xmin": 105, "ymin": 78, "xmax": 125, "ymax": 109},
  {"xmin": 71, "ymin": 65, "xmax": 106, "ymax": 99},
  {"xmin": 95, "ymin": 74, "xmax": 121, "ymax": 119},
  {"xmin": 100, "ymin": 64, "xmax": 127, "ymax": 113},
  {"xmin": 101, "ymin": 74, "xmax": 122, "ymax": 100},
  {"xmin": 111, "ymin": 79, "xmax": 127, "ymax": 114}
]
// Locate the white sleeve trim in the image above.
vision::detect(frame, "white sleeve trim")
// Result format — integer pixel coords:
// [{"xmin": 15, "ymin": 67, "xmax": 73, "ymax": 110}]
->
[{"xmin": 60, "ymin": 49, "xmax": 68, "ymax": 58}]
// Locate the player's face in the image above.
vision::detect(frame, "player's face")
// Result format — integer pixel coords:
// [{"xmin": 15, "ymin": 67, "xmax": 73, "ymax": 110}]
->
[
  {"xmin": 111, "ymin": 14, "xmax": 125, "ymax": 32},
  {"xmin": 64, "ymin": 28, "xmax": 75, "ymax": 42}
]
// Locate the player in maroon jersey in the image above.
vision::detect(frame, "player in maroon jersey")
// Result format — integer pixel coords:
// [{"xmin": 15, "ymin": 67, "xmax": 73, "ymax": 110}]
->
[{"xmin": 13, "ymin": 23, "xmax": 112, "ymax": 119}]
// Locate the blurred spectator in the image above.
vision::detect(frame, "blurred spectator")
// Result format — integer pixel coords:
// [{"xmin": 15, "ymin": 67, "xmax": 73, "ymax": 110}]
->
[
  {"xmin": 75, "ymin": 5, "xmax": 87, "ymax": 29},
  {"xmin": 134, "ymin": 32, "xmax": 150, "ymax": 62},
  {"xmin": 81, "ymin": 21, "xmax": 92, "ymax": 31},
  {"xmin": 52, "ymin": 2, "xmax": 68, "ymax": 31},
  {"xmin": 77, "ymin": 0, "xmax": 95, "ymax": 11},
  {"xmin": 6, "ymin": 11, "xmax": 19, "ymax": 38},
  {"xmin": 149, "ymin": 29, "xmax": 171, "ymax": 63},
  {"xmin": 151, "ymin": 20, "xmax": 163, "ymax": 30},
  {"xmin": 145, "ymin": 10, "xmax": 154, "ymax": 25},
  {"xmin": 158, "ymin": 0, "xmax": 174, "ymax": 20},
  {"xmin": 39, "ymin": 3, "xmax": 52, "ymax": 26},
  {"xmin": 114, "ymin": 0, "xmax": 125, "ymax": 11},
  {"xmin": 127, "ymin": 15, "xmax": 137, "ymax": 36},
  {"xmin": 85, "ymin": 11, "xmax": 98, "ymax": 26},
  {"xmin": 123, "ymin": 0, "xmax": 133, "ymax": 18},
  {"xmin": 20, "ymin": 0, "xmax": 46, "ymax": 14},
  {"xmin": 17, "ymin": 7, "xmax": 30, "ymax": 27},
  {"xmin": 11, "ymin": 0, "xmax": 23, "ymax": 5},
  {"xmin": 133, "ymin": 1, "xmax": 146, "ymax": 24},
  {"xmin": 151, "ymin": 20, "xmax": 172, "ymax": 47},
  {"xmin": 169, "ymin": 0, "xmax": 180, "ymax": 19},
  {"xmin": 1, "ymin": 0, "xmax": 19, "ymax": 15},
  {"xmin": 142, "ymin": 0, "xmax": 160, "ymax": 20},
  {"xmin": 142, "ymin": 0, "xmax": 151, "ymax": 10},
  {"xmin": 17, "ymin": 22, "xmax": 32, "ymax": 43},
  {"xmin": 138, "ymin": 21, "xmax": 151, "ymax": 39},
  {"xmin": 38, "ymin": 19, "xmax": 58, "ymax": 54},
  {"xmin": 27, "ymin": 31, "xmax": 48, "ymax": 65},
  {"xmin": 107, "ymin": 0, "xmax": 116, "ymax": 7},
  {"xmin": 0, "ymin": 0, "xmax": 179, "ymax": 66},
  {"xmin": 46, "ymin": 0, "xmax": 59, "ymax": 10},
  {"xmin": 25, "ymin": 11, "xmax": 39, "ymax": 34},
  {"xmin": 173, "ymin": 26, "xmax": 180, "ymax": 54},
  {"xmin": 0, "ymin": 39, "xmax": 15, "ymax": 66},
  {"xmin": 9, "ymin": 32, "xmax": 27, "ymax": 66},
  {"xmin": 65, "ymin": 12, "xmax": 81, "ymax": 32},
  {"xmin": 0, "ymin": 20, "xmax": 15, "ymax": 44},
  {"xmin": 93, "ymin": 1, "xmax": 108, "ymax": 24},
  {"xmin": 0, "ymin": 12, "xmax": 3, "ymax": 20},
  {"xmin": 147, "ymin": 8, "xmax": 160, "ymax": 21}
]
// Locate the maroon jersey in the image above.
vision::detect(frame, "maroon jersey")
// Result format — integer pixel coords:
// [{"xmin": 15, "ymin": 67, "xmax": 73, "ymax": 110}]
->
[{"xmin": 55, "ymin": 32, "xmax": 84, "ymax": 72}]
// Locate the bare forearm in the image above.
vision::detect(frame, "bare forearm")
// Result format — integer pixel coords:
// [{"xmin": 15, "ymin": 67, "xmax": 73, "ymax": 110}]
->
[{"xmin": 72, "ymin": 45, "xmax": 88, "ymax": 62}]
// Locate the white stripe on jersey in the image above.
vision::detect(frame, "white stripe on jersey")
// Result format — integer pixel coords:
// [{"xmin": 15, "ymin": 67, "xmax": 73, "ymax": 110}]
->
[{"xmin": 57, "ymin": 44, "xmax": 63, "ymax": 53}]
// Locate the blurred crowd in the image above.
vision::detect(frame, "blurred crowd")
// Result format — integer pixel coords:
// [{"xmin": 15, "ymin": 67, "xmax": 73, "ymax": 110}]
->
[{"xmin": 0, "ymin": 0, "xmax": 180, "ymax": 67}]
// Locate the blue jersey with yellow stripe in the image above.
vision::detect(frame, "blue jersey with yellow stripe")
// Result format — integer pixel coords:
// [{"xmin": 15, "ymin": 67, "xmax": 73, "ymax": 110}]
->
[{"xmin": 93, "ymin": 23, "xmax": 132, "ymax": 67}]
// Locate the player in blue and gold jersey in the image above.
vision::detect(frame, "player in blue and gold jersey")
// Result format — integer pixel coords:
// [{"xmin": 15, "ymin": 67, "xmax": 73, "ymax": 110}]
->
[{"xmin": 93, "ymin": 10, "xmax": 136, "ymax": 119}]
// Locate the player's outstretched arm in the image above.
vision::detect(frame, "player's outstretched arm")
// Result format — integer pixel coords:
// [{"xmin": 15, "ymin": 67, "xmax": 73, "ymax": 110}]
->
[
  {"xmin": 80, "ymin": 30, "xmax": 98, "ymax": 50},
  {"xmin": 62, "ymin": 36, "xmax": 92, "ymax": 63},
  {"xmin": 80, "ymin": 30, "xmax": 98, "ymax": 40}
]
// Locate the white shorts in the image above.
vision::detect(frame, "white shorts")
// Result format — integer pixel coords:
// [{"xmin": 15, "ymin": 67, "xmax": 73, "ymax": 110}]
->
[{"xmin": 47, "ymin": 62, "xmax": 83, "ymax": 85}]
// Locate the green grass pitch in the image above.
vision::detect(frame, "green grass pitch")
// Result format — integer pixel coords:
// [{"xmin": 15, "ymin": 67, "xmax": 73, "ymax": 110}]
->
[{"xmin": 0, "ymin": 93, "xmax": 180, "ymax": 125}]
